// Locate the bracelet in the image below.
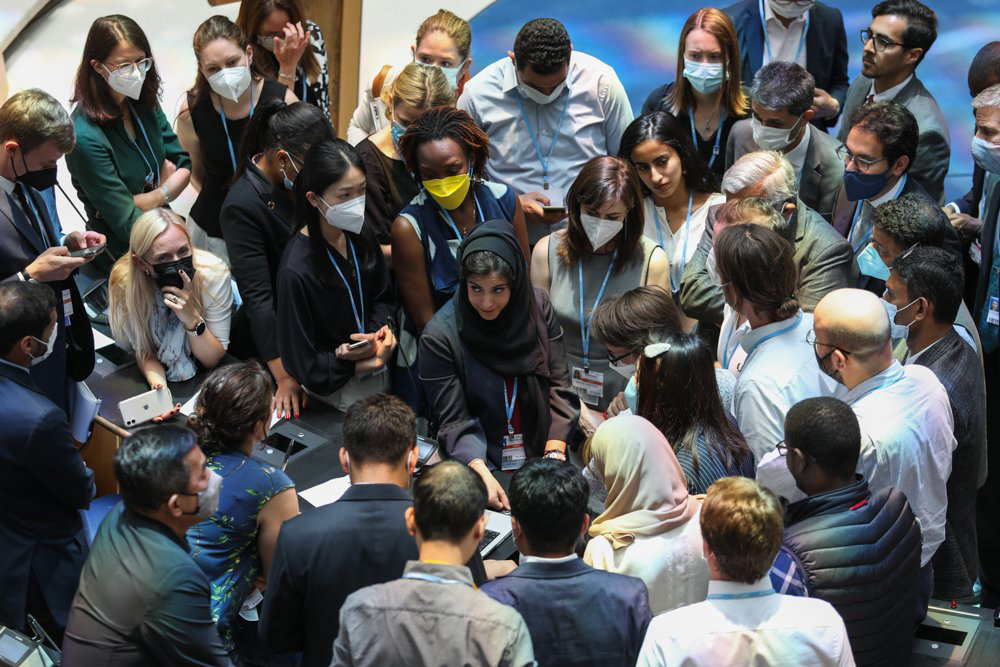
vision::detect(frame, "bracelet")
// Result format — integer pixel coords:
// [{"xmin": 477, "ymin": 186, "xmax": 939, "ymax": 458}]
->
[
  {"xmin": 160, "ymin": 185, "xmax": 171, "ymax": 205},
  {"xmin": 543, "ymin": 449, "xmax": 567, "ymax": 460},
  {"xmin": 278, "ymin": 72, "xmax": 298, "ymax": 82}
]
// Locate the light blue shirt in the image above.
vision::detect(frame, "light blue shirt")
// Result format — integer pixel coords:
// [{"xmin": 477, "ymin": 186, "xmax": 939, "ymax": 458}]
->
[{"xmin": 458, "ymin": 52, "xmax": 634, "ymax": 243}]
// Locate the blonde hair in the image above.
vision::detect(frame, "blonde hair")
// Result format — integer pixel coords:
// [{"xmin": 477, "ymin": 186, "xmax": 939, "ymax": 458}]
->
[
  {"xmin": 415, "ymin": 9, "xmax": 471, "ymax": 62},
  {"xmin": 109, "ymin": 209, "xmax": 210, "ymax": 363},
  {"xmin": 380, "ymin": 63, "xmax": 455, "ymax": 121}
]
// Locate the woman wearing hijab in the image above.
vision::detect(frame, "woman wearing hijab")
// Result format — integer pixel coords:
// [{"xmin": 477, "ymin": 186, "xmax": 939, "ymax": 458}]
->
[
  {"xmin": 584, "ymin": 414, "xmax": 710, "ymax": 614},
  {"xmin": 419, "ymin": 220, "xmax": 579, "ymax": 510}
]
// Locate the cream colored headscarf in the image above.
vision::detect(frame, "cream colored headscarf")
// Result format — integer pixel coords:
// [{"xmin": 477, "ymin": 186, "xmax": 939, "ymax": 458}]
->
[{"xmin": 587, "ymin": 414, "xmax": 697, "ymax": 551}]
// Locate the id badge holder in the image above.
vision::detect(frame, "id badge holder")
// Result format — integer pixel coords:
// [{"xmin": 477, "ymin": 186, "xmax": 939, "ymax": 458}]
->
[
  {"xmin": 62, "ymin": 288, "xmax": 73, "ymax": 326},
  {"xmin": 501, "ymin": 433, "xmax": 526, "ymax": 471},
  {"xmin": 571, "ymin": 366, "xmax": 605, "ymax": 407},
  {"xmin": 988, "ymin": 296, "xmax": 999, "ymax": 326}
]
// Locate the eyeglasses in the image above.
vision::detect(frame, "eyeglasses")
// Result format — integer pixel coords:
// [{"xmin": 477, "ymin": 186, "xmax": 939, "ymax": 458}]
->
[
  {"xmin": 607, "ymin": 349, "xmax": 632, "ymax": 364},
  {"xmin": 104, "ymin": 58, "xmax": 154, "ymax": 76},
  {"xmin": 806, "ymin": 329, "xmax": 853, "ymax": 356},
  {"xmin": 775, "ymin": 0, "xmax": 815, "ymax": 5},
  {"xmin": 776, "ymin": 441, "xmax": 787, "ymax": 456},
  {"xmin": 860, "ymin": 29, "xmax": 908, "ymax": 53},
  {"xmin": 836, "ymin": 145, "xmax": 887, "ymax": 174}
]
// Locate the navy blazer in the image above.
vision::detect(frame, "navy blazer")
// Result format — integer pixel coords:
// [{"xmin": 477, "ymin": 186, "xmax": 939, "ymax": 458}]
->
[
  {"xmin": 724, "ymin": 0, "xmax": 849, "ymax": 130},
  {"xmin": 0, "ymin": 361, "xmax": 94, "ymax": 635},
  {"xmin": 481, "ymin": 557, "xmax": 652, "ymax": 667},
  {"xmin": 0, "ymin": 184, "xmax": 94, "ymax": 411}
]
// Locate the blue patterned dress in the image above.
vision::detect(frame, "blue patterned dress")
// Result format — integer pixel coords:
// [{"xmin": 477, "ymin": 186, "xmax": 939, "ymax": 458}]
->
[{"xmin": 188, "ymin": 450, "xmax": 294, "ymax": 651}]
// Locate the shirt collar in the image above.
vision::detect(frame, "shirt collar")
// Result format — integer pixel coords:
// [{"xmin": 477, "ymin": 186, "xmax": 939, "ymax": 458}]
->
[
  {"xmin": 844, "ymin": 360, "xmax": 905, "ymax": 404},
  {"xmin": 521, "ymin": 553, "xmax": 579, "ymax": 565},
  {"xmin": 785, "ymin": 123, "xmax": 812, "ymax": 172},
  {"xmin": 904, "ymin": 336, "xmax": 942, "ymax": 365},
  {"xmin": 867, "ymin": 172, "xmax": 907, "ymax": 208},
  {"xmin": 870, "ymin": 74, "xmax": 913, "ymax": 103},
  {"xmin": 403, "ymin": 560, "xmax": 476, "ymax": 587},
  {"xmin": 706, "ymin": 576, "xmax": 775, "ymax": 598},
  {"xmin": 0, "ymin": 173, "xmax": 16, "ymax": 197},
  {"xmin": 739, "ymin": 311, "xmax": 802, "ymax": 353},
  {"xmin": 0, "ymin": 357, "xmax": 30, "ymax": 374},
  {"xmin": 764, "ymin": 2, "xmax": 808, "ymax": 29}
]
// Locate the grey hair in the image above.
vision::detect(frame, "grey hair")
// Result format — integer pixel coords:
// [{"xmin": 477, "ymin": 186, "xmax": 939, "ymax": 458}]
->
[
  {"xmin": 972, "ymin": 82, "xmax": 1000, "ymax": 110},
  {"xmin": 722, "ymin": 150, "xmax": 798, "ymax": 212},
  {"xmin": 750, "ymin": 62, "xmax": 815, "ymax": 117},
  {"xmin": 460, "ymin": 250, "xmax": 514, "ymax": 283}
]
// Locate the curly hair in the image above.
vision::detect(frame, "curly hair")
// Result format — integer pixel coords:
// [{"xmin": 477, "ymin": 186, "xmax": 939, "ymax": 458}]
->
[
  {"xmin": 513, "ymin": 18, "xmax": 572, "ymax": 75},
  {"xmin": 398, "ymin": 106, "xmax": 490, "ymax": 180},
  {"xmin": 847, "ymin": 101, "xmax": 918, "ymax": 170},
  {"xmin": 186, "ymin": 362, "xmax": 273, "ymax": 455}
]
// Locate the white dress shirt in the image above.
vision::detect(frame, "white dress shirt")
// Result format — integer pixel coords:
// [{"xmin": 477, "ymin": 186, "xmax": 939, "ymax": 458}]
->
[
  {"xmin": 847, "ymin": 361, "xmax": 955, "ymax": 566},
  {"xmin": 762, "ymin": 2, "xmax": 809, "ymax": 68},
  {"xmin": 520, "ymin": 553, "xmax": 578, "ymax": 565},
  {"xmin": 641, "ymin": 192, "xmax": 724, "ymax": 291},
  {"xmin": 848, "ymin": 173, "xmax": 908, "ymax": 255},
  {"xmin": 733, "ymin": 310, "xmax": 842, "ymax": 459},
  {"xmin": 870, "ymin": 74, "xmax": 914, "ymax": 103},
  {"xmin": 458, "ymin": 52, "xmax": 634, "ymax": 243},
  {"xmin": 636, "ymin": 577, "xmax": 855, "ymax": 667},
  {"xmin": 718, "ymin": 303, "xmax": 750, "ymax": 376},
  {"xmin": 785, "ymin": 123, "xmax": 812, "ymax": 179}
]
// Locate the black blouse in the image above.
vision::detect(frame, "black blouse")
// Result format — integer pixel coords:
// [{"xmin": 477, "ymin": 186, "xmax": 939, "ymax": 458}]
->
[
  {"xmin": 276, "ymin": 228, "xmax": 395, "ymax": 395},
  {"xmin": 355, "ymin": 138, "xmax": 419, "ymax": 245}
]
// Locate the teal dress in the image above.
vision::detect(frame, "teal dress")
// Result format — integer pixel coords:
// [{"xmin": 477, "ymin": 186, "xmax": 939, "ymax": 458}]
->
[{"xmin": 187, "ymin": 450, "xmax": 294, "ymax": 651}]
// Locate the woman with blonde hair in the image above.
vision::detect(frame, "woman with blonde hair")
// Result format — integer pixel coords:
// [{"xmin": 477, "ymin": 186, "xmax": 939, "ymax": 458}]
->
[
  {"xmin": 109, "ymin": 208, "xmax": 233, "ymax": 393},
  {"xmin": 355, "ymin": 63, "xmax": 454, "ymax": 258}
]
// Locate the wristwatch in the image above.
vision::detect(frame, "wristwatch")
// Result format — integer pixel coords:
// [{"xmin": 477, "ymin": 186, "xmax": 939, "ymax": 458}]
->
[
  {"xmin": 543, "ymin": 450, "xmax": 567, "ymax": 461},
  {"xmin": 186, "ymin": 318, "xmax": 207, "ymax": 336}
]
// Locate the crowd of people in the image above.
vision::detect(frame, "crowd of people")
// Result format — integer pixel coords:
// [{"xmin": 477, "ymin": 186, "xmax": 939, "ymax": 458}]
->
[{"xmin": 0, "ymin": 0, "xmax": 998, "ymax": 665}]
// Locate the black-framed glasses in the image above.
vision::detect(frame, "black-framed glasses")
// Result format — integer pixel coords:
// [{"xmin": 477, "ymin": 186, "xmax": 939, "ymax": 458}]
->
[
  {"xmin": 836, "ymin": 145, "xmax": 887, "ymax": 174},
  {"xmin": 607, "ymin": 349, "xmax": 632, "ymax": 364},
  {"xmin": 776, "ymin": 441, "xmax": 787, "ymax": 457},
  {"xmin": 104, "ymin": 57, "xmax": 154, "ymax": 76},
  {"xmin": 860, "ymin": 29, "xmax": 908, "ymax": 53},
  {"xmin": 774, "ymin": 0, "xmax": 815, "ymax": 6}
]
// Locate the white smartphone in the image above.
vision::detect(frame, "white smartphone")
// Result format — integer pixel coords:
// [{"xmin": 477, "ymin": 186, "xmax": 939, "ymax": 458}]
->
[
  {"xmin": 119, "ymin": 386, "xmax": 174, "ymax": 428},
  {"xmin": 69, "ymin": 242, "xmax": 106, "ymax": 258},
  {"xmin": 347, "ymin": 339, "xmax": 372, "ymax": 351}
]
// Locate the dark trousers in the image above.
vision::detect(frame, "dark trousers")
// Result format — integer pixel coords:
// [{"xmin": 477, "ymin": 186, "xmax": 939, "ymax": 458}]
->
[
  {"xmin": 916, "ymin": 562, "xmax": 933, "ymax": 624},
  {"xmin": 977, "ymin": 348, "xmax": 1000, "ymax": 608}
]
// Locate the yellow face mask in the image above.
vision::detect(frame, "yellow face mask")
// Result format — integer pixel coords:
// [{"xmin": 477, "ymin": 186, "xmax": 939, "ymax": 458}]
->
[{"xmin": 423, "ymin": 172, "xmax": 471, "ymax": 211}]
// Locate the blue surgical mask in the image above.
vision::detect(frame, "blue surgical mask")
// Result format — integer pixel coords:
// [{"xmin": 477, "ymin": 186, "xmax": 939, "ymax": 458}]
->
[
  {"xmin": 281, "ymin": 152, "xmax": 301, "ymax": 191},
  {"xmin": 439, "ymin": 61, "xmax": 466, "ymax": 90},
  {"xmin": 882, "ymin": 297, "xmax": 919, "ymax": 340},
  {"xmin": 972, "ymin": 136, "xmax": 1000, "ymax": 175},
  {"xmin": 843, "ymin": 168, "xmax": 889, "ymax": 201},
  {"xmin": 624, "ymin": 376, "xmax": 638, "ymax": 414},
  {"xmin": 857, "ymin": 243, "xmax": 890, "ymax": 281},
  {"xmin": 683, "ymin": 59, "xmax": 725, "ymax": 94},
  {"xmin": 390, "ymin": 121, "xmax": 406, "ymax": 148}
]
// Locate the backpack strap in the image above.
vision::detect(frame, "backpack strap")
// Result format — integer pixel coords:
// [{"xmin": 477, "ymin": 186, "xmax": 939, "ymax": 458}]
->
[{"xmin": 371, "ymin": 64, "xmax": 393, "ymax": 100}]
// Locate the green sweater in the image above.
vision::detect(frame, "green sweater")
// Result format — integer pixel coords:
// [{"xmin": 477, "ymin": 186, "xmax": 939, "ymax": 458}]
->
[{"xmin": 65, "ymin": 104, "xmax": 191, "ymax": 271}]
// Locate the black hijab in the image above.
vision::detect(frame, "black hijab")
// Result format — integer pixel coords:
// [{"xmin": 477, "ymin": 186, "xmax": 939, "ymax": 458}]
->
[{"xmin": 454, "ymin": 220, "xmax": 544, "ymax": 376}]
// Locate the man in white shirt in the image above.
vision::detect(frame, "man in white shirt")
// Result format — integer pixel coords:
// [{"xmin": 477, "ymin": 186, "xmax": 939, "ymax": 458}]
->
[
  {"xmin": 457, "ymin": 18, "xmax": 633, "ymax": 244},
  {"xmin": 811, "ymin": 288, "xmax": 955, "ymax": 615},
  {"xmin": 726, "ymin": 62, "xmax": 843, "ymax": 222},
  {"xmin": 836, "ymin": 0, "xmax": 948, "ymax": 201},
  {"xmin": 637, "ymin": 477, "xmax": 854, "ymax": 667}
]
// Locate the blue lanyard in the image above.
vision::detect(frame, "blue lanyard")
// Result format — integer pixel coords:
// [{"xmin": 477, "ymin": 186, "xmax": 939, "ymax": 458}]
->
[
  {"xmin": 325, "ymin": 239, "xmax": 365, "ymax": 333},
  {"xmin": 503, "ymin": 377, "xmax": 518, "ymax": 435},
  {"xmin": 218, "ymin": 78, "xmax": 255, "ymax": 171},
  {"xmin": 578, "ymin": 249, "xmax": 618, "ymax": 369},
  {"xmin": 515, "ymin": 87, "xmax": 572, "ymax": 188},
  {"xmin": 126, "ymin": 101, "xmax": 159, "ymax": 187},
  {"xmin": 739, "ymin": 312, "xmax": 802, "ymax": 370},
  {"xmin": 436, "ymin": 190, "xmax": 484, "ymax": 240},
  {"xmin": 708, "ymin": 589, "xmax": 774, "ymax": 601},
  {"xmin": 689, "ymin": 104, "xmax": 726, "ymax": 169},
  {"xmin": 848, "ymin": 368, "xmax": 904, "ymax": 404},
  {"xmin": 758, "ymin": 0, "xmax": 810, "ymax": 65},
  {"xmin": 721, "ymin": 316, "xmax": 740, "ymax": 370},
  {"xmin": 848, "ymin": 173, "xmax": 907, "ymax": 254},
  {"xmin": 402, "ymin": 572, "xmax": 473, "ymax": 588},
  {"xmin": 650, "ymin": 193, "xmax": 695, "ymax": 292}
]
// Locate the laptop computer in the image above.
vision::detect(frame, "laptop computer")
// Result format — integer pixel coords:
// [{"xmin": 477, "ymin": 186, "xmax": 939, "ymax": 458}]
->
[{"xmin": 478, "ymin": 509, "xmax": 513, "ymax": 557}]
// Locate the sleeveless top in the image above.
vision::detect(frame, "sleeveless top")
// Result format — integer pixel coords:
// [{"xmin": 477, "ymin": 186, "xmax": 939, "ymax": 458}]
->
[
  {"xmin": 548, "ymin": 232, "xmax": 658, "ymax": 412},
  {"xmin": 189, "ymin": 79, "xmax": 286, "ymax": 237}
]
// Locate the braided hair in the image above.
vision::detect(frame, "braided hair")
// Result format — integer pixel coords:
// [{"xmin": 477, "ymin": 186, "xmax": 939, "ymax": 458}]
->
[{"xmin": 398, "ymin": 106, "xmax": 491, "ymax": 180}]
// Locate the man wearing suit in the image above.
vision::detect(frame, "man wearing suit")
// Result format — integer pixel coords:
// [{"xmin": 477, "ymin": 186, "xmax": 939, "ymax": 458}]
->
[
  {"xmin": 726, "ymin": 62, "xmax": 843, "ymax": 222},
  {"xmin": 483, "ymin": 459, "xmax": 651, "ymax": 667},
  {"xmin": 680, "ymin": 151, "xmax": 855, "ymax": 326},
  {"xmin": 724, "ymin": 0, "xmax": 848, "ymax": 131},
  {"xmin": 836, "ymin": 0, "xmax": 949, "ymax": 203},
  {"xmin": 0, "ymin": 89, "xmax": 103, "ymax": 412},
  {"xmin": 885, "ymin": 248, "xmax": 986, "ymax": 603},
  {"xmin": 0, "ymin": 281, "xmax": 95, "ymax": 643}
]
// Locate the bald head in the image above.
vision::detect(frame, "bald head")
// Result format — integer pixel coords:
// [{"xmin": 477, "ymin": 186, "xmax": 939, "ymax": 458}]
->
[{"xmin": 813, "ymin": 289, "xmax": 890, "ymax": 355}]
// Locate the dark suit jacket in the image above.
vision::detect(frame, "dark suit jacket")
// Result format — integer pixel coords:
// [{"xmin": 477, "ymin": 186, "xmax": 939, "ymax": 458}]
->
[
  {"xmin": 726, "ymin": 119, "xmax": 844, "ymax": 221},
  {"xmin": 836, "ymin": 74, "xmax": 950, "ymax": 203},
  {"xmin": 481, "ymin": 557, "xmax": 652, "ymax": 667},
  {"xmin": 965, "ymin": 170, "xmax": 1000, "ymax": 320},
  {"xmin": 0, "ymin": 361, "xmax": 94, "ymax": 634},
  {"xmin": 0, "ymin": 184, "xmax": 94, "ymax": 411},
  {"xmin": 915, "ymin": 328, "xmax": 987, "ymax": 600},
  {"xmin": 680, "ymin": 198, "xmax": 856, "ymax": 325},
  {"xmin": 724, "ymin": 0, "xmax": 849, "ymax": 130},
  {"xmin": 951, "ymin": 164, "xmax": 987, "ymax": 312}
]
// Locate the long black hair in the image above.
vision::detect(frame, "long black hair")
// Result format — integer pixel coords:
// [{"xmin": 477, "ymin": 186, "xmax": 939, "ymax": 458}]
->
[
  {"xmin": 294, "ymin": 138, "xmax": 379, "ymax": 283},
  {"xmin": 636, "ymin": 332, "xmax": 751, "ymax": 475},
  {"xmin": 618, "ymin": 111, "xmax": 719, "ymax": 196},
  {"xmin": 234, "ymin": 98, "xmax": 333, "ymax": 180}
]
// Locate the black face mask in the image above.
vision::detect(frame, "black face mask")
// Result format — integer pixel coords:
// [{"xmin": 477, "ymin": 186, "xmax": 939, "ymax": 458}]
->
[
  {"xmin": 814, "ymin": 348, "xmax": 843, "ymax": 385},
  {"xmin": 152, "ymin": 255, "xmax": 196, "ymax": 290},
  {"xmin": 11, "ymin": 151, "xmax": 59, "ymax": 191}
]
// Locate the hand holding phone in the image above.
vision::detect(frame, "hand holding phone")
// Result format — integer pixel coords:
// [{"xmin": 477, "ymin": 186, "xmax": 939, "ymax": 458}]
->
[
  {"xmin": 69, "ymin": 242, "xmax": 106, "ymax": 258},
  {"xmin": 119, "ymin": 386, "xmax": 175, "ymax": 427},
  {"xmin": 347, "ymin": 339, "xmax": 372, "ymax": 351}
]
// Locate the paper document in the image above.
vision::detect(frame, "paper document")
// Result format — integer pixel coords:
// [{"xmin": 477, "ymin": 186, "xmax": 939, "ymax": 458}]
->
[
  {"xmin": 299, "ymin": 476, "xmax": 352, "ymax": 507},
  {"xmin": 70, "ymin": 381, "xmax": 101, "ymax": 443},
  {"xmin": 181, "ymin": 390, "xmax": 281, "ymax": 428}
]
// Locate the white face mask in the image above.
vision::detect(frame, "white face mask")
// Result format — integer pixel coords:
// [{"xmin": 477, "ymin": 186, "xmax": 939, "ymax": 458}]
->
[
  {"xmin": 515, "ymin": 63, "xmax": 568, "ymax": 105},
  {"xmin": 103, "ymin": 64, "xmax": 146, "ymax": 100},
  {"xmin": 207, "ymin": 64, "xmax": 251, "ymax": 102},
  {"xmin": 609, "ymin": 359, "xmax": 635, "ymax": 379},
  {"xmin": 182, "ymin": 469, "xmax": 222, "ymax": 520},
  {"xmin": 257, "ymin": 35, "xmax": 275, "ymax": 53},
  {"xmin": 28, "ymin": 324, "xmax": 58, "ymax": 366},
  {"xmin": 706, "ymin": 247, "xmax": 721, "ymax": 287},
  {"xmin": 768, "ymin": 0, "xmax": 815, "ymax": 19},
  {"xmin": 321, "ymin": 194, "xmax": 366, "ymax": 234},
  {"xmin": 751, "ymin": 114, "xmax": 804, "ymax": 152},
  {"xmin": 579, "ymin": 213, "xmax": 623, "ymax": 251}
]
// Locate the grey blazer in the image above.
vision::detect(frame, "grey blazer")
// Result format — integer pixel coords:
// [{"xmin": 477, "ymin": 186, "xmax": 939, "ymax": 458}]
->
[
  {"xmin": 679, "ymin": 198, "xmax": 857, "ymax": 325},
  {"xmin": 836, "ymin": 74, "xmax": 950, "ymax": 204},
  {"xmin": 726, "ymin": 119, "xmax": 844, "ymax": 223}
]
